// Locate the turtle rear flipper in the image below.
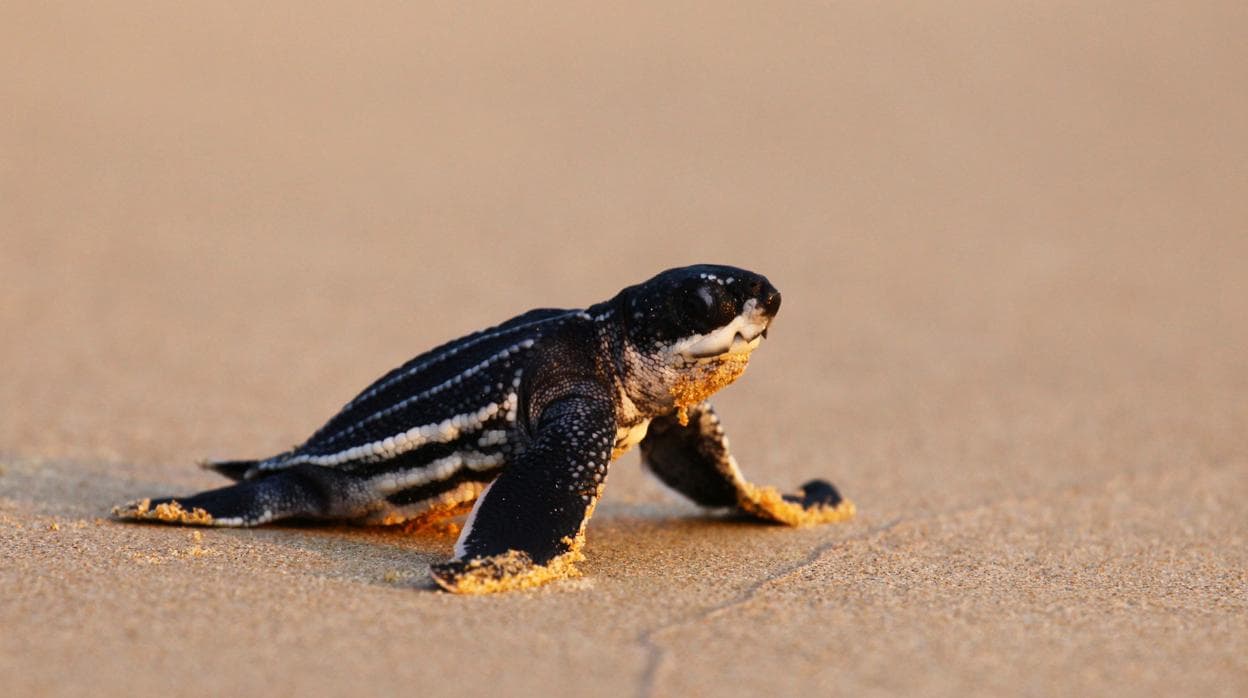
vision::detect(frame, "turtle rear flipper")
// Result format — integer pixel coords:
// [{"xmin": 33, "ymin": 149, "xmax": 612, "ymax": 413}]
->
[{"xmin": 112, "ymin": 464, "xmax": 368, "ymax": 527}]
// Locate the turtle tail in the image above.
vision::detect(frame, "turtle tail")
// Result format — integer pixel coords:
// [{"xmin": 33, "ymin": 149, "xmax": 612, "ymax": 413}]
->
[{"xmin": 200, "ymin": 458, "xmax": 261, "ymax": 482}]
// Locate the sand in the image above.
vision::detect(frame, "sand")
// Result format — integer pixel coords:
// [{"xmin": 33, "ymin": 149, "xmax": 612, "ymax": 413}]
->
[{"xmin": 2, "ymin": 2, "xmax": 1245, "ymax": 696}]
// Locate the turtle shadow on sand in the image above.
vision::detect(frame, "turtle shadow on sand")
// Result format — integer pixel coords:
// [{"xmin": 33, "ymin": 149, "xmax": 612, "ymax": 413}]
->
[
  {"xmin": 1, "ymin": 455, "xmax": 849, "ymax": 593},
  {"xmin": 0, "ymin": 455, "xmax": 446, "ymax": 588}
]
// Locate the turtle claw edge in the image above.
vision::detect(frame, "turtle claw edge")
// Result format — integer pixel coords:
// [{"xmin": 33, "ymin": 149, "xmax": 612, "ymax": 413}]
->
[{"xmin": 785, "ymin": 479, "xmax": 845, "ymax": 509}]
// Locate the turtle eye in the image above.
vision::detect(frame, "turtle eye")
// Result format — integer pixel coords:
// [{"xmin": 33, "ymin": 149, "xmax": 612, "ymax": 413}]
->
[{"xmin": 678, "ymin": 286, "xmax": 713, "ymax": 317}]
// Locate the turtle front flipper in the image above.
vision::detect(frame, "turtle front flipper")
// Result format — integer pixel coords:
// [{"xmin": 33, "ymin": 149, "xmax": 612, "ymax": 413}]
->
[
  {"xmin": 112, "ymin": 464, "xmax": 370, "ymax": 527},
  {"xmin": 640, "ymin": 402, "xmax": 855, "ymax": 526},
  {"xmin": 430, "ymin": 381, "xmax": 615, "ymax": 594}
]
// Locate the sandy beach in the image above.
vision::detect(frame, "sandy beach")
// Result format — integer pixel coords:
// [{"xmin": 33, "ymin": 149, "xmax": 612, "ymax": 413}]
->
[{"xmin": 2, "ymin": 2, "xmax": 1245, "ymax": 696}]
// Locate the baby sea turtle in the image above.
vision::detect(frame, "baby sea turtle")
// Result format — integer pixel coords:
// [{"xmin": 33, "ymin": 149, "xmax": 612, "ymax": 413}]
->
[{"xmin": 114, "ymin": 264, "xmax": 854, "ymax": 593}]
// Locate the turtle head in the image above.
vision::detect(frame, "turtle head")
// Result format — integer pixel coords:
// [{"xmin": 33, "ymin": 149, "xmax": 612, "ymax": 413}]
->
[{"xmin": 610, "ymin": 264, "xmax": 781, "ymax": 414}]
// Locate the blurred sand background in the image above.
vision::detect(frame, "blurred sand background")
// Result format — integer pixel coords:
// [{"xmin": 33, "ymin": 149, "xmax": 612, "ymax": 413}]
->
[{"xmin": 2, "ymin": 2, "xmax": 1246, "ymax": 696}]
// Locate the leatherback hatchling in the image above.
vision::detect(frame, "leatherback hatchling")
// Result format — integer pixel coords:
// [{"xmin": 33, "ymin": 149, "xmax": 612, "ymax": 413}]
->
[{"xmin": 115, "ymin": 264, "xmax": 854, "ymax": 593}]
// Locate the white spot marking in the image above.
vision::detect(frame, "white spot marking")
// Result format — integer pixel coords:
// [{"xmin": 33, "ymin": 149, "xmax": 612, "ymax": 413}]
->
[
  {"xmin": 367, "ymin": 451, "xmax": 505, "ymax": 494},
  {"xmin": 324, "ymin": 340, "xmax": 535, "ymax": 444},
  {"xmin": 276, "ymin": 397, "xmax": 514, "ymax": 467},
  {"xmin": 344, "ymin": 312, "xmax": 573, "ymax": 408}
]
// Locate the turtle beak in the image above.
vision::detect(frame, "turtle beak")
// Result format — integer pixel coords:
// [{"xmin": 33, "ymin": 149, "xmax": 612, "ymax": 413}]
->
[{"xmin": 756, "ymin": 279, "xmax": 779, "ymax": 339}]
